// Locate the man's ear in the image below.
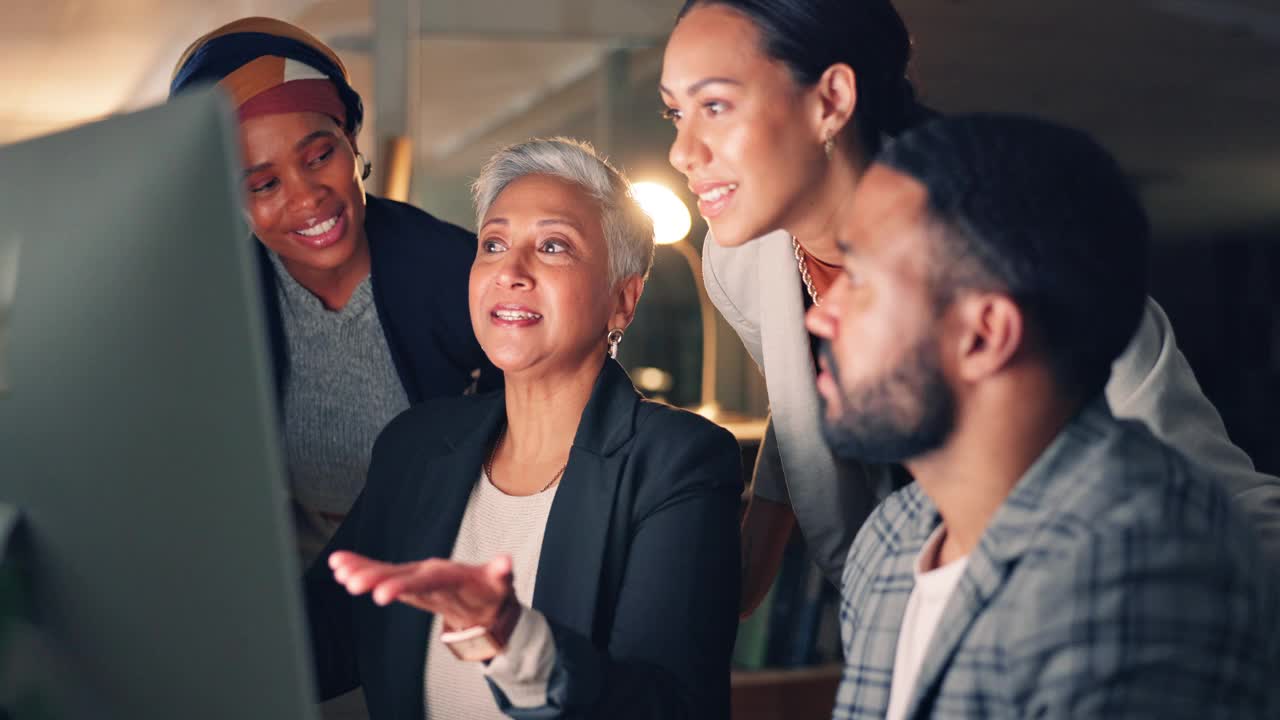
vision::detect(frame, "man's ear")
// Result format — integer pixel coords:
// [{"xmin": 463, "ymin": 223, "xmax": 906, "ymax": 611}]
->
[
  {"xmin": 609, "ymin": 274, "xmax": 645, "ymax": 332},
  {"xmin": 952, "ymin": 293, "xmax": 1024, "ymax": 384}
]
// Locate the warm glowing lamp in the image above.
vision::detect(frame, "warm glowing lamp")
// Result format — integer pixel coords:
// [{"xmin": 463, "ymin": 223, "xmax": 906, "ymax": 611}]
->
[
  {"xmin": 631, "ymin": 181, "xmax": 693, "ymax": 246},
  {"xmin": 630, "ymin": 181, "xmax": 719, "ymax": 419}
]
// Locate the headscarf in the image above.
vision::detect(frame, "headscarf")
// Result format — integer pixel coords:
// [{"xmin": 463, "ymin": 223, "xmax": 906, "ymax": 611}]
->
[{"xmin": 169, "ymin": 17, "xmax": 363, "ymax": 138}]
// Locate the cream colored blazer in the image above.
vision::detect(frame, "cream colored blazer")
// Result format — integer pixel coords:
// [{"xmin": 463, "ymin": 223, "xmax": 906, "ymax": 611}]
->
[{"xmin": 704, "ymin": 229, "xmax": 1280, "ymax": 579}]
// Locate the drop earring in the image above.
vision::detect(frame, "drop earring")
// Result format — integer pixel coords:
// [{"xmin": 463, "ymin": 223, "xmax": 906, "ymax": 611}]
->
[
  {"xmin": 356, "ymin": 152, "xmax": 372, "ymax": 180},
  {"xmin": 606, "ymin": 328, "xmax": 624, "ymax": 359}
]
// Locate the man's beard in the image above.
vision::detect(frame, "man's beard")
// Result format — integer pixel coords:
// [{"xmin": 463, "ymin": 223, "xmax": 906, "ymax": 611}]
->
[{"xmin": 818, "ymin": 335, "xmax": 955, "ymax": 465}]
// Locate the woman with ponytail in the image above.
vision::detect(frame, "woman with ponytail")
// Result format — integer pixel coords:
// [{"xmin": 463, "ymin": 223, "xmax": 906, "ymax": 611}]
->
[{"xmin": 660, "ymin": 0, "xmax": 1280, "ymax": 614}]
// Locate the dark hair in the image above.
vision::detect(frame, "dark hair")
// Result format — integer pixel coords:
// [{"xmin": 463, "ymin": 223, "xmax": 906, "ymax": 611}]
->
[
  {"xmin": 677, "ymin": 0, "xmax": 932, "ymax": 154},
  {"xmin": 878, "ymin": 113, "xmax": 1150, "ymax": 400}
]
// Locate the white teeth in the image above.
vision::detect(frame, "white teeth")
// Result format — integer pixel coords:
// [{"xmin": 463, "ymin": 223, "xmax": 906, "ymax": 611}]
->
[
  {"xmin": 494, "ymin": 310, "xmax": 542, "ymax": 321},
  {"xmin": 698, "ymin": 184, "xmax": 737, "ymax": 203},
  {"xmin": 296, "ymin": 215, "xmax": 339, "ymax": 237}
]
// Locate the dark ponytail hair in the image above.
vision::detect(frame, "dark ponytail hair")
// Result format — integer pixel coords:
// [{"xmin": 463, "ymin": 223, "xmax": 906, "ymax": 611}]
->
[{"xmin": 677, "ymin": 0, "xmax": 934, "ymax": 154}]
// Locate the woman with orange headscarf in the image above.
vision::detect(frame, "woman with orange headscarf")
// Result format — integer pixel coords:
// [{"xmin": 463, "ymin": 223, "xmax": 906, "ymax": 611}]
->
[{"xmin": 170, "ymin": 19, "xmax": 499, "ymax": 568}]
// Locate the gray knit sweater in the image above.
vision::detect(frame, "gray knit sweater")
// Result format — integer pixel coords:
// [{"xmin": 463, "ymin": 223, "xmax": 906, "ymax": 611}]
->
[{"xmin": 268, "ymin": 252, "xmax": 409, "ymax": 567}]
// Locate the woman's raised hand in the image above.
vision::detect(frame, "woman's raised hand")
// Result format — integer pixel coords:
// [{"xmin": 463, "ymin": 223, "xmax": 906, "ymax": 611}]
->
[{"xmin": 328, "ymin": 551, "xmax": 515, "ymax": 632}]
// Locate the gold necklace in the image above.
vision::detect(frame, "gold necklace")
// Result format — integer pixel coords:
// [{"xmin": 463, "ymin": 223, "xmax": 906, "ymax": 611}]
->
[
  {"xmin": 792, "ymin": 236, "xmax": 821, "ymax": 306},
  {"xmin": 485, "ymin": 425, "xmax": 567, "ymax": 493}
]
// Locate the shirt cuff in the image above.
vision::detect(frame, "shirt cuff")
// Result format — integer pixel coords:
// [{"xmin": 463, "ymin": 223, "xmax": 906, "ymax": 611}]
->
[{"xmin": 482, "ymin": 605, "xmax": 556, "ymax": 708}]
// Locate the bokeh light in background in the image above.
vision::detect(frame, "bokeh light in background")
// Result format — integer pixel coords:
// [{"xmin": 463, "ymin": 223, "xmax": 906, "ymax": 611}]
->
[
  {"xmin": 630, "ymin": 181, "xmax": 692, "ymax": 246},
  {"xmin": 633, "ymin": 366, "xmax": 674, "ymax": 394}
]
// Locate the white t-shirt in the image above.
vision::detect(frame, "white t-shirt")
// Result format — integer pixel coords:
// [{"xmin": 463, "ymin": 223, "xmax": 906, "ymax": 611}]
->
[
  {"xmin": 885, "ymin": 526, "xmax": 969, "ymax": 720},
  {"xmin": 424, "ymin": 469, "xmax": 559, "ymax": 719}
]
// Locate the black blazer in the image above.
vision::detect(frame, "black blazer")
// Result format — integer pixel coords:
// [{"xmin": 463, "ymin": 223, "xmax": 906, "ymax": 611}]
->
[
  {"xmin": 305, "ymin": 359, "xmax": 743, "ymax": 719},
  {"xmin": 257, "ymin": 194, "xmax": 500, "ymax": 405}
]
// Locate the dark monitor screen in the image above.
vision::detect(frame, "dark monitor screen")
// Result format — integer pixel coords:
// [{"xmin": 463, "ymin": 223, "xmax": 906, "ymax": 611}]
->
[{"xmin": 0, "ymin": 90, "xmax": 317, "ymax": 720}]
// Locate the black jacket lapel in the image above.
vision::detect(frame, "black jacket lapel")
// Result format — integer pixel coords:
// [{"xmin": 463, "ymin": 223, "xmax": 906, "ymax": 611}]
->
[{"xmin": 534, "ymin": 360, "xmax": 638, "ymax": 638}]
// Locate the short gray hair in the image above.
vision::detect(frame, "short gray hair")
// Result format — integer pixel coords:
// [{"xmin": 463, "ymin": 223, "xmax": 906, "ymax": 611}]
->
[{"xmin": 472, "ymin": 137, "xmax": 655, "ymax": 285}]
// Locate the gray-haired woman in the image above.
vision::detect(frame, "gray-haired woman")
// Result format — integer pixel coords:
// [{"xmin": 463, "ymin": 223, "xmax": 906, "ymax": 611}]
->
[{"xmin": 305, "ymin": 137, "xmax": 743, "ymax": 720}]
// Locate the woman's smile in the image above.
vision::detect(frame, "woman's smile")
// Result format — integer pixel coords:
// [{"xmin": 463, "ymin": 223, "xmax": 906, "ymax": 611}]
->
[
  {"xmin": 290, "ymin": 209, "xmax": 347, "ymax": 249},
  {"xmin": 490, "ymin": 304, "xmax": 544, "ymax": 327}
]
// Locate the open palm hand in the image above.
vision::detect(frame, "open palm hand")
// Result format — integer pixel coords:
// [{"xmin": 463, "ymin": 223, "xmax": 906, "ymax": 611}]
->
[{"xmin": 329, "ymin": 551, "xmax": 515, "ymax": 632}]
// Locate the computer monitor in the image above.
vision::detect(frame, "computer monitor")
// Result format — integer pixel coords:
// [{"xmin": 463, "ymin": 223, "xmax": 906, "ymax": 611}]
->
[{"xmin": 0, "ymin": 90, "xmax": 318, "ymax": 720}]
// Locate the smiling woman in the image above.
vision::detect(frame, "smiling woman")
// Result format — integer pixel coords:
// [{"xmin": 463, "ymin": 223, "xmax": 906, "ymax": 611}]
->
[
  {"xmin": 239, "ymin": 112, "xmax": 369, "ymax": 305},
  {"xmin": 470, "ymin": 173, "xmax": 624, "ymax": 379},
  {"xmin": 168, "ymin": 17, "xmax": 499, "ymax": 570},
  {"xmin": 306, "ymin": 137, "xmax": 744, "ymax": 720}
]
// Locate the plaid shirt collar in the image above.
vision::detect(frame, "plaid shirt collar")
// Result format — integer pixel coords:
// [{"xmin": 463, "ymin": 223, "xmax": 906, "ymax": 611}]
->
[{"xmin": 874, "ymin": 398, "xmax": 1116, "ymax": 718}]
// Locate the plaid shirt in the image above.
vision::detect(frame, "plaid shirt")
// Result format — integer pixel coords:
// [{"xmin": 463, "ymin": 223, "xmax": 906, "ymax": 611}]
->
[{"xmin": 834, "ymin": 401, "xmax": 1280, "ymax": 719}]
